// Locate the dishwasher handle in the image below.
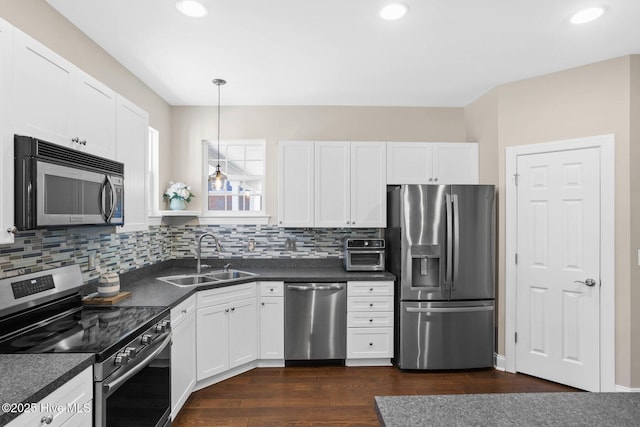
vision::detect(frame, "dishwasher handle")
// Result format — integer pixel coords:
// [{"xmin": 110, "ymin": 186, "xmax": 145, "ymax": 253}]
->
[{"xmin": 287, "ymin": 284, "xmax": 345, "ymax": 291}]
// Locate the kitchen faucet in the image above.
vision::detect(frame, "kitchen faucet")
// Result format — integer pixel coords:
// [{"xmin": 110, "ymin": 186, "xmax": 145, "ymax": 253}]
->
[{"xmin": 196, "ymin": 232, "xmax": 223, "ymax": 274}]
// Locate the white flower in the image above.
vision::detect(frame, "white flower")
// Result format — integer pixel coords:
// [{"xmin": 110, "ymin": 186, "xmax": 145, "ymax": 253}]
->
[{"xmin": 163, "ymin": 181, "xmax": 194, "ymax": 202}]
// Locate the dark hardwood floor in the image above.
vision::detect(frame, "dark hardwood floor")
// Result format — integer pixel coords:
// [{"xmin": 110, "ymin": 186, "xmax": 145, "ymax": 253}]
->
[{"xmin": 173, "ymin": 366, "xmax": 579, "ymax": 426}]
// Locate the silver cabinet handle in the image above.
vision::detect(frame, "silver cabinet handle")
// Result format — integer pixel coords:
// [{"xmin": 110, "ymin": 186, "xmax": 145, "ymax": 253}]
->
[{"xmin": 575, "ymin": 278, "xmax": 597, "ymax": 287}]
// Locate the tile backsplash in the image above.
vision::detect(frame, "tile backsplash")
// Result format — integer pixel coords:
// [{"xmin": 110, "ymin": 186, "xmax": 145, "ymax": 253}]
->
[{"xmin": 0, "ymin": 224, "xmax": 381, "ymax": 282}]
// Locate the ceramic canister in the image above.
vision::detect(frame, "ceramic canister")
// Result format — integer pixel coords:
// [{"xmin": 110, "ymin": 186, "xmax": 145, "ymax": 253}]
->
[{"xmin": 98, "ymin": 272, "xmax": 120, "ymax": 297}]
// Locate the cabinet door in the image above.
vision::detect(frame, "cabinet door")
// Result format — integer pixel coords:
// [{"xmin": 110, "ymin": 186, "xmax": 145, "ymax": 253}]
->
[
  {"xmin": 351, "ymin": 142, "xmax": 386, "ymax": 227},
  {"xmin": 116, "ymin": 95, "xmax": 149, "ymax": 233},
  {"xmin": 386, "ymin": 142, "xmax": 432, "ymax": 184},
  {"xmin": 74, "ymin": 73, "xmax": 116, "ymax": 159},
  {"xmin": 0, "ymin": 18, "xmax": 14, "ymax": 244},
  {"xmin": 171, "ymin": 310, "xmax": 196, "ymax": 419},
  {"xmin": 432, "ymin": 143, "xmax": 478, "ymax": 184},
  {"xmin": 13, "ymin": 31, "xmax": 75, "ymax": 147},
  {"xmin": 229, "ymin": 297, "xmax": 258, "ymax": 368},
  {"xmin": 259, "ymin": 297, "xmax": 284, "ymax": 359},
  {"xmin": 277, "ymin": 141, "xmax": 314, "ymax": 227},
  {"xmin": 196, "ymin": 303, "xmax": 229, "ymax": 380},
  {"xmin": 315, "ymin": 141, "xmax": 350, "ymax": 227}
]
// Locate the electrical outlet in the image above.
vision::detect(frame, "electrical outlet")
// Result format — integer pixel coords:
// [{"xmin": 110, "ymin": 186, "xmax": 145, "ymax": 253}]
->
[
  {"xmin": 88, "ymin": 253, "xmax": 96, "ymax": 270},
  {"xmin": 247, "ymin": 239, "xmax": 256, "ymax": 252}
]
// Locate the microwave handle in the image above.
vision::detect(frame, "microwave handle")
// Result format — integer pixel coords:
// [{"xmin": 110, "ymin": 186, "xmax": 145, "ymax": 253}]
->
[
  {"xmin": 98, "ymin": 179, "xmax": 108, "ymax": 222},
  {"xmin": 105, "ymin": 175, "xmax": 117, "ymax": 223}
]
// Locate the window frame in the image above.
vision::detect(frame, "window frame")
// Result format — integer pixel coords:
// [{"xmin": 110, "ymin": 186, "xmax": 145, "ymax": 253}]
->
[{"xmin": 200, "ymin": 139, "xmax": 268, "ymax": 223}]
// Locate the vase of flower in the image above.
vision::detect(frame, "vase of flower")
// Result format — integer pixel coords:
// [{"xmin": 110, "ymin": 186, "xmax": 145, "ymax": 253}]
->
[
  {"xmin": 163, "ymin": 181, "xmax": 194, "ymax": 210},
  {"xmin": 169, "ymin": 198, "xmax": 186, "ymax": 210}
]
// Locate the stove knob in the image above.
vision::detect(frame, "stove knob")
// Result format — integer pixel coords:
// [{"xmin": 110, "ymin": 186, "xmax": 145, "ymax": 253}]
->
[
  {"xmin": 154, "ymin": 323, "xmax": 166, "ymax": 333},
  {"xmin": 114, "ymin": 352, "xmax": 129, "ymax": 366},
  {"xmin": 140, "ymin": 334, "xmax": 154, "ymax": 345},
  {"xmin": 161, "ymin": 320, "xmax": 171, "ymax": 332},
  {"xmin": 124, "ymin": 347, "xmax": 138, "ymax": 359}
]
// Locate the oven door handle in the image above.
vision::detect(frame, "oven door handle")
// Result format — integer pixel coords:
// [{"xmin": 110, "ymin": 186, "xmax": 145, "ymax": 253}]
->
[{"xmin": 102, "ymin": 333, "xmax": 171, "ymax": 397}]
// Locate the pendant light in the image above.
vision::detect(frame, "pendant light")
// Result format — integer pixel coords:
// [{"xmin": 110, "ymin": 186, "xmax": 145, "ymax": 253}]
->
[{"xmin": 210, "ymin": 78, "xmax": 227, "ymax": 190}]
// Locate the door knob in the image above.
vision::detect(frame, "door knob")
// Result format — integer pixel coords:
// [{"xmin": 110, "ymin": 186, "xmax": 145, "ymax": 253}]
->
[{"xmin": 575, "ymin": 278, "xmax": 597, "ymax": 287}]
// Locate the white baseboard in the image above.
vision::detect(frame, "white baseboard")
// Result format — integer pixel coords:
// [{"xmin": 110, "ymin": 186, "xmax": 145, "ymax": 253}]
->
[
  {"xmin": 346, "ymin": 358, "xmax": 392, "ymax": 367},
  {"xmin": 258, "ymin": 359, "xmax": 285, "ymax": 368},
  {"xmin": 615, "ymin": 385, "xmax": 640, "ymax": 392},
  {"xmin": 494, "ymin": 353, "xmax": 506, "ymax": 371}
]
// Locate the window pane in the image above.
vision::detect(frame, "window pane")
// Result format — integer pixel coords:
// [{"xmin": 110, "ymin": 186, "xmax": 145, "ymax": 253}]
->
[
  {"xmin": 226, "ymin": 145, "xmax": 244, "ymax": 160},
  {"xmin": 244, "ymin": 160, "xmax": 264, "ymax": 176},
  {"xmin": 246, "ymin": 145, "xmax": 263, "ymax": 160}
]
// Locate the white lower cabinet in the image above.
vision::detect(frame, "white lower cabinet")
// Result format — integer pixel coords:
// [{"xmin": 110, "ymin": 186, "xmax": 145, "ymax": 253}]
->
[
  {"xmin": 346, "ymin": 281, "xmax": 394, "ymax": 366},
  {"xmin": 258, "ymin": 282, "xmax": 284, "ymax": 361},
  {"xmin": 171, "ymin": 295, "xmax": 196, "ymax": 420},
  {"xmin": 6, "ymin": 367, "xmax": 93, "ymax": 427},
  {"xmin": 196, "ymin": 283, "xmax": 258, "ymax": 381}
]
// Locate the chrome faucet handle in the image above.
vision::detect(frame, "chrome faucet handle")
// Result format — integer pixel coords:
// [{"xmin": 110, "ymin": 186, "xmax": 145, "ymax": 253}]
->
[
  {"xmin": 200, "ymin": 264, "xmax": 211, "ymax": 270},
  {"xmin": 223, "ymin": 263, "xmax": 231, "ymax": 272}
]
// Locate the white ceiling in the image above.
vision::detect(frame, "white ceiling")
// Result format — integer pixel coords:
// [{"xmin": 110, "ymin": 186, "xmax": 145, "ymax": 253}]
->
[{"xmin": 47, "ymin": 0, "xmax": 640, "ymax": 107}]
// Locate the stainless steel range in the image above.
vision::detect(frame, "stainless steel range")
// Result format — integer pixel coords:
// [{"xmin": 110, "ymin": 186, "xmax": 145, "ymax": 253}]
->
[{"xmin": 0, "ymin": 265, "xmax": 171, "ymax": 427}]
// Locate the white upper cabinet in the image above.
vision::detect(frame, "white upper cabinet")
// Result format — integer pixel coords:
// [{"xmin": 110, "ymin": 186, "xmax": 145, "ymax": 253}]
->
[
  {"xmin": 315, "ymin": 141, "xmax": 351, "ymax": 227},
  {"xmin": 13, "ymin": 30, "xmax": 116, "ymax": 159},
  {"xmin": 116, "ymin": 95, "xmax": 149, "ymax": 233},
  {"xmin": 387, "ymin": 142, "xmax": 478, "ymax": 185},
  {"xmin": 277, "ymin": 140, "xmax": 314, "ymax": 227},
  {"xmin": 350, "ymin": 142, "xmax": 386, "ymax": 227},
  {"xmin": 431, "ymin": 143, "xmax": 478, "ymax": 184},
  {"xmin": 279, "ymin": 141, "xmax": 387, "ymax": 228},
  {"xmin": 0, "ymin": 18, "xmax": 14, "ymax": 244}
]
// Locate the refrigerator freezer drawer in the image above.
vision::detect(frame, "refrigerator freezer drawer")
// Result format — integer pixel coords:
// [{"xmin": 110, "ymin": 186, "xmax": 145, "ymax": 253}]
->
[
  {"xmin": 347, "ymin": 327, "xmax": 394, "ymax": 358},
  {"xmin": 399, "ymin": 301, "xmax": 494, "ymax": 370}
]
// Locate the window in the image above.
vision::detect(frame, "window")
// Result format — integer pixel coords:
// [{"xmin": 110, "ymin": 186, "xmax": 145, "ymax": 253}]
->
[{"xmin": 203, "ymin": 140, "xmax": 266, "ymax": 216}]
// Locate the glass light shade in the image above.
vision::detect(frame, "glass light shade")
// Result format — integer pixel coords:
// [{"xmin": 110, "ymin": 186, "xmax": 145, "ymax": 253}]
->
[{"xmin": 212, "ymin": 166, "xmax": 227, "ymax": 190}]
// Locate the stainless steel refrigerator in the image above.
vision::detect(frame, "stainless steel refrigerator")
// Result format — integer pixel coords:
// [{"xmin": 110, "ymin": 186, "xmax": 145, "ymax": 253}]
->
[{"xmin": 386, "ymin": 184, "xmax": 495, "ymax": 370}]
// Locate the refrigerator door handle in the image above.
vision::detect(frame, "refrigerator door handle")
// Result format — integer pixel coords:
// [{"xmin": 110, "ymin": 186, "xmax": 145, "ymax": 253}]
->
[
  {"xmin": 405, "ymin": 306, "xmax": 493, "ymax": 313},
  {"xmin": 452, "ymin": 194, "xmax": 460, "ymax": 287},
  {"xmin": 445, "ymin": 194, "xmax": 453, "ymax": 286}
]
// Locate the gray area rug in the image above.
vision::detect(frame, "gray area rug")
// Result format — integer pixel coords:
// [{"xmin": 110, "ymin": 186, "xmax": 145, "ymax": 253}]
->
[{"xmin": 375, "ymin": 393, "xmax": 640, "ymax": 426}]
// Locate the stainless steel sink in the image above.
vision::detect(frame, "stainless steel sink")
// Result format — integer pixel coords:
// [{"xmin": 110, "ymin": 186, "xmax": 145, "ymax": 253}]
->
[{"xmin": 157, "ymin": 269, "xmax": 256, "ymax": 288}]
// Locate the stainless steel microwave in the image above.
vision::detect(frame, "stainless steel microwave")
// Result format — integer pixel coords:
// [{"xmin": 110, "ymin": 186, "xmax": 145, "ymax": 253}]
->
[
  {"xmin": 343, "ymin": 238, "xmax": 385, "ymax": 271},
  {"xmin": 14, "ymin": 135, "xmax": 124, "ymax": 230}
]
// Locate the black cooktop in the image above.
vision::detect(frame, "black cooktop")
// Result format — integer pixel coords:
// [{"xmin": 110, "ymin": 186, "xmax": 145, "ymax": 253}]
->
[{"xmin": 0, "ymin": 305, "xmax": 167, "ymax": 360}]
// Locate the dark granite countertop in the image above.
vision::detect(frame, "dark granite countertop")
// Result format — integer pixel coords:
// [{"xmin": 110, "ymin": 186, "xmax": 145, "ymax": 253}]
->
[
  {"xmin": 112, "ymin": 259, "xmax": 396, "ymax": 308},
  {"xmin": 0, "ymin": 353, "xmax": 94, "ymax": 426},
  {"xmin": 375, "ymin": 393, "xmax": 640, "ymax": 426}
]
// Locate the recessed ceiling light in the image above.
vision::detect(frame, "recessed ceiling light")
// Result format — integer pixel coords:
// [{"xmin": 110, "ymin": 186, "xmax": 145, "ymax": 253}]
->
[
  {"xmin": 176, "ymin": 0, "xmax": 208, "ymax": 18},
  {"xmin": 570, "ymin": 7, "xmax": 604, "ymax": 24},
  {"xmin": 380, "ymin": 3, "xmax": 408, "ymax": 21}
]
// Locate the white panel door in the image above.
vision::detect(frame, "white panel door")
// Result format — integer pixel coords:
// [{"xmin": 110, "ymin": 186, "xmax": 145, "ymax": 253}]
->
[
  {"xmin": 351, "ymin": 142, "xmax": 386, "ymax": 227},
  {"xmin": 0, "ymin": 18, "xmax": 14, "ymax": 244},
  {"xmin": 13, "ymin": 30, "xmax": 75, "ymax": 147},
  {"xmin": 277, "ymin": 141, "xmax": 314, "ymax": 227},
  {"xmin": 171, "ymin": 309, "xmax": 196, "ymax": 418},
  {"xmin": 515, "ymin": 148, "xmax": 600, "ymax": 391},
  {"xmin": 196, "ymin": 303, "xmax": 229, "ymax": 380},
  {"xmin": 315, "ymin": 141, "xmax": 350, "ymax": 227},
  {"xmin": 432, "ymin": 143, "xmax": 478, "ymax": 184},
  {"xmin": 116, "ymin": 95, "xmax": 149, "ymax": 233},
  {"xmin": 74, "ymin": 73, "xmax": 116, "ymax": 159},
  {"xmin": 386, "ymin": 142, "xmax": 432, "ymax": 184},
  {"xmin": 229, "ymin": 297, "xmax": 258, "ymax": 368}
]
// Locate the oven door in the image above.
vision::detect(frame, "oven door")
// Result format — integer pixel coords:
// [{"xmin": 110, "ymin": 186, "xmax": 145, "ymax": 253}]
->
[
  {"xmin": 36, "ymin": 160, "xmax": 121, "ymax": 227},
  {"xmin": 95, "ymin": 334, "xmax": 172, "ymax": 427},
  {"xmin": 345, "ymin": 250, "xmax": 385, "ymax": 271}
]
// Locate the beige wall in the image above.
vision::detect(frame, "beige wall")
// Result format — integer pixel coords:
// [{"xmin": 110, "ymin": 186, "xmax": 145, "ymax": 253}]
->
[
  {"xmin": 0, "ymin": 0, "xmax": 172, "ymax": 184},
  {"xmin": 468, "ymin": 56, "xmax": 635, "ymax": 387},
  {"xmin": 170, "ymin": 105, "xmax": 466, "ymax": 222}
]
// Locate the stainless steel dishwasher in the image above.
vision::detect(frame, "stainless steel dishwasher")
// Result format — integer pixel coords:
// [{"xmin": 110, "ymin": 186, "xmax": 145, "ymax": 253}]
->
[{"xmin": 285, "ymin": 282, "xmax": 347, "ymax": 362}]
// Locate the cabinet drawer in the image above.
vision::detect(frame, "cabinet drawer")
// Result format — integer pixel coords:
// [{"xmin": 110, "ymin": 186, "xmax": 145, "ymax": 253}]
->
[
  {"xmin": 259, "ymin": 281, "xmax": 284, "ymax": 297},
  {"xmin": 347, "ymin": 296, "xmax": 394, "ymax": 312},
  {"xmin": 171, "ymin": 294, "xmax": 196, "ymax": 326},
  {"xmin": 347, "ymin": 311, "xmax": 394, "ymax": 328},
  {"xmin": 197, "ymin": 282, "xmax": 257, "ymax": 308},
  {"xmin": 347, "ymin": 328, "xmax": 393, "ymax": 358},
  {"xmin": 348, "ymin": 281, "xmax": 394, "ymax": 297}
]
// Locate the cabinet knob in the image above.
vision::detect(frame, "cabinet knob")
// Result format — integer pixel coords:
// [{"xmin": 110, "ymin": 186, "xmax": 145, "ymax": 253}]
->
[
  {"xmin": 428, "ymin": 178, "xmax": 433, "ymax": 182},
  {"xmin": 225, "ymin": 308, "xmax": 229, "ymax": 313},
  {"xmin": 72, "ymin": 137, "xmax": 79, "ymax": 143},
  {"xmin": 41, "ymin": 415, "xmax": 53, "ymax": 424},
  {"xmin": 369, "ymin": 342, "xmax": 374, "ymax": 346},
  {"xmin": 369, "ymin": 303, "xmax": 374, "ymax": 307},
  {"xmin": 369, "ymin": 288, "xmax": 374, "ymax": 292},
  {"xmin": 270, "ymin": 288, "xmax": 274, "ymax": 292},
  {"xmin": 434, "ymin": 178, "xmax": 438, "ymax": 182},
  {"xmin": 80, "ymin": 139, "xmax": 87, "ymax": 145},
  {"xmin": 261, "ymin": 302, "xmax": 265, "ymax": 306},
  {"xmin": 181, "ymin": 309, "xmax": 187, "ymax": 314},
  {"xmin": 369, "ymin": 319, "xmax": 373, "ymax": 322},
  {"xmin": 231, "ymin": 307, "xmax": 235, "ymax": 311},
  {"xmin": 7, "ymin": 226, "xmax": 17, "ymax": 234}
]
